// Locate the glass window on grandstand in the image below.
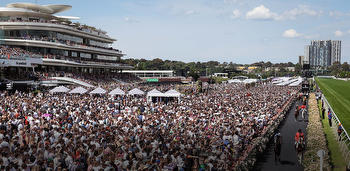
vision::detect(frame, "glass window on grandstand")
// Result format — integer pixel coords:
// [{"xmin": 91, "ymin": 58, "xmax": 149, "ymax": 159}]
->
[
  {"xmin": 81, "ymin": 53, "xmax": 91, "ymax": 58},
  {"xmin": 72, "ymin": 52, "xmax": 77, "ymax": 57}
]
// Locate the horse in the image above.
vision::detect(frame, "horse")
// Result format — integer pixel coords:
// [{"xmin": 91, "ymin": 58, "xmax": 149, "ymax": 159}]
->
[
  {"xmin": 274, "ymin": 136, "xmax": 283, "ymax": 165},
  {"xmin": 294, "ymin": 108, "xmax": 299, "ymax": 122},
  {"xmin": 295, "ymin": 137, "xmax": 305, "ymax": 164}
]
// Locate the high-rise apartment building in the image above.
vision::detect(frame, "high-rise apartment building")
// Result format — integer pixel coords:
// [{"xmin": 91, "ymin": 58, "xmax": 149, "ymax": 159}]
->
[
  {"xmin": 304, "ymin": 40, "xmax": 341, "ymax": 68},
  {"xmin": 331, "ymin": 40, "xmax": 341, "ymax": 65}
]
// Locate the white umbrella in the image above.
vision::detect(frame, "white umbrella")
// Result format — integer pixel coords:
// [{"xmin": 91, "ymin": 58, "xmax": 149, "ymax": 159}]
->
[
  {"xmin": 128, "ymin": 88, "xmax": 144, "ymax": 95},
  {"xmin": 108, "ymin": 87, "xmax": 125, "ymax": 95},
  {"xmin": 69, "ymin": 87, "xmax": 88, "ymax": 94},
  {"xmin": 89, "ymin": 87, "xmax": 107, "ymax": 94}
]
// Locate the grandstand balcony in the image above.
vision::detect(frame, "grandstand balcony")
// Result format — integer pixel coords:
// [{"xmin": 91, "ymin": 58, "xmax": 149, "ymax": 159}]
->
[
  {"xmin": 0, "ymin": 21, "xmax": 115, "ymax": 43},
  {"xmin": 42, "ymin": 58, "xmax": 133, "ymax": 69},
  {"xmin": 4, "ymin": 38, "xmax": 123, "ymax": 57}
]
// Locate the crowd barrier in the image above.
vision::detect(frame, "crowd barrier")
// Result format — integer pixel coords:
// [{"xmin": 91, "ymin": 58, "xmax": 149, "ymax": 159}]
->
[{"xmin": 320, "ymin": 95, "xmax": 350, "ymax": 166}]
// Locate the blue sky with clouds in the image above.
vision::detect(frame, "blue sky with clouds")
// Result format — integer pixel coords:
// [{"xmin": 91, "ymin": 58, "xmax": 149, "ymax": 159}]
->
[{"xmin": 1, "ymin": 0, "xmax": 350, "ymax": 64}]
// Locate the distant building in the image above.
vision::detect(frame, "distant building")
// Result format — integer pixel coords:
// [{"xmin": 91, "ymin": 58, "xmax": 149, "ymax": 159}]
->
[
  {"xmin": 304, "ymin": 46, "xmax": 310, "ymax": 64},
  {"xmin": 305, "ymin": 40, "xmax": 341, "ymax": 68},
  {"xmin": 298, "ymin": 55, "xmax": 305, "ymax": 65},
  {"xmin": 264, "ymin": 67, "xmax": 295, "ymax": 72}
]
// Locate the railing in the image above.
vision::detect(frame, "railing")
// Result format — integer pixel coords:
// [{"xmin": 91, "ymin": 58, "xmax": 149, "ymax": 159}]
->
[
  {"xmin": 320, "ymin": 94, "xmax": 350, "ymax": 165},
  {"xmin": 235, "ymin": 95, "xmax": 295, "ymax": 170},
  {"xmin": 0, "ymin": 54, "xmax": 43, "ymax": 60},
  {"xmin": 5, "ymin": 37, "xmax": 121, "ymax": 54},
  {"xmin": 0, "ymin": 21, "xmax": 111, "ymax": 38}
]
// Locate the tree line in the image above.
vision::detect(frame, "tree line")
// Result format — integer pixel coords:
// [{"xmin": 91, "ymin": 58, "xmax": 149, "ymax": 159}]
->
[{"xmin": 121, "ymin": 58, "xmax": 350, "ymax": 79}]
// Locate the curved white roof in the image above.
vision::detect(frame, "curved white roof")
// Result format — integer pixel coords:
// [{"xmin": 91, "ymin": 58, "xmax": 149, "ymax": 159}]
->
[
  {"xmin": 7, "ymin": 3, "xmax": 54, "ymax": 14},
  {"xmin": 4, "ymin": 3, "xmax": 75, "ymax": 16},
  {"xmin": 44, "ymin": 5, "xmax": 72, "ymax": 14},
  {"xmin": 54, "ymin": 15, "xmax": 82, "ymax": 20}
]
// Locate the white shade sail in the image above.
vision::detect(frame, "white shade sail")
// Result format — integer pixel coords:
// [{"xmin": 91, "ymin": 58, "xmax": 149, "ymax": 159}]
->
[
  {"xmin": 49, "ymin": 86, "xmax": 70, "ymax": 93},
  {"xmin": 89, "ymin": 87, "xmax": 107, "ymax": 94},
  {"xmin": 109, "ymin": 87, "xmax": 125, "ymax": 95},
  {"xmin": 128, "ymin": 88, "xmax": 145, "ymax": 95},
  {"xmin": 69, "ymin": 87, "xmax": 88, "ymax": 94}
]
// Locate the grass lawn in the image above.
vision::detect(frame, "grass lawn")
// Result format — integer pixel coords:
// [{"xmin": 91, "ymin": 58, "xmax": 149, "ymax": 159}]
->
[
  {"xmin": 315, "ymin": 77, "xmax": 350, "ymax": 134},
  {"xmin": 318, "ymin": 102, "xmax": 347, "ymax": 170}
]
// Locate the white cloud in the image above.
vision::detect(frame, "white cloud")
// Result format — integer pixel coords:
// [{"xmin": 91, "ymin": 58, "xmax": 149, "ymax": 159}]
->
[
  {"xmin": 346, "ymin": 10, "xmax": 350, "ymax": 17},
  {"xmin": 334, "ymin": 30, "xmax": 344, "ymax": 37},
  {"xmin": 329, "ymin": 10, "xmax": 344, "ymax": 19},
  {"xmin": 124, "ymin": 17, "xmax": 129, "ymax": 22},
  {"xmin": 246, "ymin": 5, "xmax": 278, "ymax": 20},
  {"xmin": 178, "ymin": 9, "xmax": 198, "ymax": 17},
  {"xmin": 283, "ymin": 29, "xmax": 302, "ymax": 38},
  {"xmin": 276, "ymin": 5, "xmax": 324, "ymax": 20},
  {"xmin": 124, "ymin": 17, "xmax": 138, "ymax": 23},
  {"xmin": 230, "ymin": 9, "xmax": 242, "ymax": 19}
]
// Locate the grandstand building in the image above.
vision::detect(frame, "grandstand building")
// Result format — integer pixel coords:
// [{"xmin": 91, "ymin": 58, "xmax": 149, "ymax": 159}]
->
[{"xmin": 0, "ymin": 2, "xmax": 133, "ymax": 90}]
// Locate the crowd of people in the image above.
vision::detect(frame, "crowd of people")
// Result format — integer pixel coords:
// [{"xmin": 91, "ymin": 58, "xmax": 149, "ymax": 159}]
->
[
  {"xmin": 2, "ymin": 70, "xmax": 142, "ymax": 85},
  {"xmin": 6, "ymin": 35, "xmax": 121, "ymax": 54},
  {"xmin": 0, "ymin": 45, "xmax": 41, "ymax": 60},
  {"xmin": 0, "ymin": 81, "xmax": 299, "ymax": 171},
  {"xmin": 0, "ymin": 45, "xmax": 125, "ymax": 65}
]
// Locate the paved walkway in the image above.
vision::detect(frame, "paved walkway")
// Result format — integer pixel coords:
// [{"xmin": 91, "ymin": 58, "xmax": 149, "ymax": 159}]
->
[{"xmin": 253, "ymin": 99, "xmax": 308, "ymax": 171}]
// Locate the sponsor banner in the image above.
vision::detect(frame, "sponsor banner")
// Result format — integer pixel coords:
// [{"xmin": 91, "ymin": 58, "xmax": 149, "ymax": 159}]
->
[{"xmin": 8, "ymin": 60, "xmax": 32, "ymax": 67}]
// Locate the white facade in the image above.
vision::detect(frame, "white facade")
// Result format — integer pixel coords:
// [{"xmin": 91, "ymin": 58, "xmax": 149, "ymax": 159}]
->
[
  {"xmin": 122, "ymin": 70, "xmax": 174, "ymax": 78},
  {"xmin": 304, "ymin": 46, "xmax": 310, "ymax": 64},
  {"xmin": 305, "ymin": 40, "xmax": 341, "ymax": 68},
  {"xmin": 331, "ymin": 40, "xmax": 341, "ymax": 65}
]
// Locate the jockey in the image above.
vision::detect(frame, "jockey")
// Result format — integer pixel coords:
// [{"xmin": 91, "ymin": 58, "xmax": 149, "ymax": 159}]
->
[{"xmin": 295, "ymin": 129, "xmax": 305, "ymax": 146}]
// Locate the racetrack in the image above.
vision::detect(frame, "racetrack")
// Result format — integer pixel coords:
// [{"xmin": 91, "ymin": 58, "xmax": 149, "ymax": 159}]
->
[{"xmin": 252, "ymin": 100, "xmax": 308, "ymax": 171}]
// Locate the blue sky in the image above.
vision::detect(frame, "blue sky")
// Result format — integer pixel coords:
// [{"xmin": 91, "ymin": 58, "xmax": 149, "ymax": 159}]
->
[{"xmin": 2, "ymin": 0, "xmax": 350, "ymax": 64}]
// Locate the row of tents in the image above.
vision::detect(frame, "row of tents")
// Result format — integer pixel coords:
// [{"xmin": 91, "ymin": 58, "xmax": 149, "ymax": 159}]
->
[
  {"xmin": 49, "ymin": 86, "xmax": 149, "ymax": 95},
  {"xmin": 48, "ymin": 86, "xmax": 182, "ymax": 101}
]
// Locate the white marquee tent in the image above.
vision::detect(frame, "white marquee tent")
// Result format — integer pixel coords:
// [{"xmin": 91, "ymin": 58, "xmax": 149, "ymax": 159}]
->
[{"xmin": 147, "ymin": 89, "xmax": 181, "ymax": 102}]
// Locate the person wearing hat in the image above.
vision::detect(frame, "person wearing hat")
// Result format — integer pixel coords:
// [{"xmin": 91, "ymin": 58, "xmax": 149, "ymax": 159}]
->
[{"xmin": 338, "ymin": 123, "xmax": 342, "ymax": 141}]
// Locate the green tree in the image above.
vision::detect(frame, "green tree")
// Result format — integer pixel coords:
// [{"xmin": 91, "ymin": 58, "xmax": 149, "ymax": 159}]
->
[
  {"xmin": 188, "ymin": 68, "xmax": 199, "ymax": 81},
  {"xmin": 341, "ymin": 62, "xmax": 349, "ymax": 71},
  {"xmin": 294, "ymin": 63, "xmax": 302, "ymax": 75}
]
